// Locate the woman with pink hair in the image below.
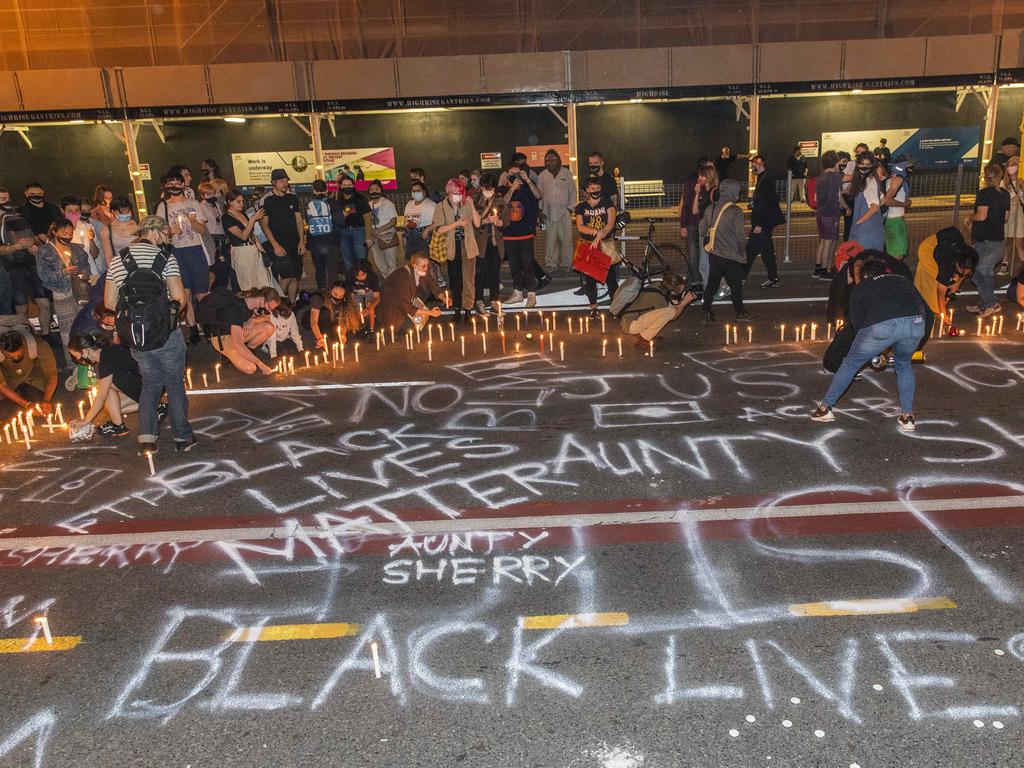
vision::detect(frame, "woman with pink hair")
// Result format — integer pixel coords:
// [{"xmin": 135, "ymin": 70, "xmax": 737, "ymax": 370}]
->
[{"xmin": 432, "ymin": 177, "xmax": 481, "ymax": 321}]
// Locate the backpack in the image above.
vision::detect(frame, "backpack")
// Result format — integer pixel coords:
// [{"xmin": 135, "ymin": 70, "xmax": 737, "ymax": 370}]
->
[
  {"xmin": 806, "ymin": 176, "xmax": 819, "ymax": 210},
  {"xmin": 115, "ymin": 247, "xmax": 174, "ymax": 351}
]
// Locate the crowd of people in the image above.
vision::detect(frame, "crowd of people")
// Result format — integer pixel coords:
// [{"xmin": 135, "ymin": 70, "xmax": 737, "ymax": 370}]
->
[{"xmin": 0, "ymin": 132, "xmax": 1022, "ymax": 447}]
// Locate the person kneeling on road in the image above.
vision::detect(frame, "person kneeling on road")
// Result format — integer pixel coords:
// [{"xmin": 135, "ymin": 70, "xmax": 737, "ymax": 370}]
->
[
  {"xmin": 0, "ymin": 329, "xmax": 57, "ymax": 420},
  {"xmin": 197, "ymin": 286, "xmax": 280, "ymax": 375},
  {"xmin": 619, "ymin": 272, "xmax": 700, "ymax": 350},
  {"xmin": 378, "ymin": 252, "xmax": 451, "ymax": 334},
  {"xmin": 811, "ymin": 259, "xmax": 927, "ymax": 432}
]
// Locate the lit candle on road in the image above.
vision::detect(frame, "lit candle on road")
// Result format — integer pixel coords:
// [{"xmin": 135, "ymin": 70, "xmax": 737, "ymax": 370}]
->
[
  {"xmin": 617, "ymin": 337, "xmax": 623, "ymax": 357},
  {"xmin": 780, "ymin": 324, "xmax": 786, "ymax": 342},
  {"xmin": 376, "ymin": 332, "xmax": 381, "ymax": 351},
  {"xmin": 340, "ymin": 344, "xmax": 345, "ymax": 365},
  {"xmin": 811, "ymin": 323, "xmax": 818, "ymax": 341},
  {"xmin": 472, "ymin": 317, "xmax": 478, "ymax": 335},
  {"xmin": 186, "ymin": 368, "xmax": 193, "ymax": 389},
  {"xmin": 427, "ymin": 340, "xmax": 432, "ymax": 362},
  {"xmin": 390, "ymin": 325, "xmax": 396, "ymax": 343},
  {"xmin": 602, "ymin": 338, "xmax": 607, "ymax": 357},
  {"xmin": 501, "ymin": 332, "xmax": 506, "ymax": 355},
  {"xmin": 998, "ymin": 315, "xmax": 1004, "ymax": 335},
  {"xmin": 552, "ymin": 312, "xmax": 557, "ymax": 331},
  {"xmin": 202, "ymin": 373, "xmax": 208, "ymax": 387},
  {"xmin": 78, "ymin": 401, "xmax": 85, "ymax": 420},
  {"xmin": 482, "ymin": 335, "xmax": 487, "ymax": 354},
  {"xmin": 354, "ymin": 343, "xmax": 360, "ymax": 363},
  {"xmin": 732, "ymin": 326, "xmax": 738, "ymax": 346},
  {"xmin": 827, "ymin": 322, "xmax": 832, "ymax": 340},
  {"xmin": 305, "ymin": 350, "xmax": 311, "ymax": 368},
  {"xmin": 747, "ymin": 327, "xmax": 752, "ymax": 343},
  {"xmin": 483, "ymin": 315, "xmax": 489, "ymax": 334},
  {"xmin": 428, "ymin": 324, "xmax": 434, "ymax": 343},
  {"xmin": 559, "ymin": 341, "xmax": 565, "ymax": 362},
  {"xmin": 600, "ymin": 314, "xmax": 606, "ymax": 334},
  {"xmin": 460, "ymin": 335, "xmax": 465, "ymax": 357},
  {"xmin": 55, "ymin": 403, "xmax": 63, "ymax": 425},
  {"xmin": 725, "ymin": 324, "xmax": 730, "ymax": 345},
  {"xmin": 516, "ymin": 315, "xmax": 521, "ymax": 332},
  {"xmin": 147, "ymin": 451, "xmax": 155, "ymax": 476},
  {"xmin": 977, "ymin": 317, "xmax": 983, "ymax": 336},
  {"xmin": 449, "ymin": 322, "xmax": 455, "ymax": 342},
  {"xmin": 649, "ymin": 339, "xmax": 654, "ymax": 358},
  {"xmin": 215, "ymin": 363, "xmax": 221, "ymax": 383}
]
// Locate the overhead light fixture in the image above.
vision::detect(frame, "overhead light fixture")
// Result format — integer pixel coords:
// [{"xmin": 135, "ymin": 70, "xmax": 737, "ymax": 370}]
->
[
  {"xmin": 629, "ymin": 98, "xmax": 643, "ymax": 103},
  {"xmin": 224, "ymin": 116, "xmax": 247, "ymax": 123},
  {"xmin": 851, "ymin": 89, "xmax": 863, "ymax": 94},
  {"xmin": 69, "ymin": 119, "xmax": 86, "ymax": 124}
]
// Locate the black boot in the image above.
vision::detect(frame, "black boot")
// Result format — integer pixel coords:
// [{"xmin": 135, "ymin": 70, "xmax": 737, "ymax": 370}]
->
[
  {"xmin": 701, "ymin": 311, "xmax": 718, "ymax": 325},
  {"xmin": 187, "ymin": 325, "xmax": 201, "ymax": 345}
]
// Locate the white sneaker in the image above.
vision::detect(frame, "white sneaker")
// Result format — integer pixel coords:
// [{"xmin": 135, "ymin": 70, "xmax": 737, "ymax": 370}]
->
[
  {"xmin": 809, "ymin": 403, "xmax": 835, "ymax": 422},
  {"xmin": 507, "ymin": 290, "xmax": 524, "ymax": 304},
  {"xmin": 526, "ymin": 292, "xmax": 537, "ymax": 308},
  {"xmin": 965, "ymin": 304, "xmax": 981, "ymax": 314},
  {"xmin": 978, "ymin": 304, "xmax": 1001, "ymax": 318},
  {"xmin": 475, "ymin": 300, "xmax": 487, "ymax": 314},
  {"xmin": 897, "ymin": 414, "xmax": 916, "ymax": 432}
]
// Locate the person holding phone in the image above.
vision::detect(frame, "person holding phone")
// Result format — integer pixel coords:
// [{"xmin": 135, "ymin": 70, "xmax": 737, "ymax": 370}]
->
[{"xmin": 156, "ymin": 170, "xmax": 208, "ymax": 344}]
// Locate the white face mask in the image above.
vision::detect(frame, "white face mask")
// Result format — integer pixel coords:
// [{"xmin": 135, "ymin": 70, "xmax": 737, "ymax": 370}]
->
[
  {"xmin": 412, "ymin": 191, "xmax": 425, "ymax": 202},
  {"xmin": 450, "ymin": 193, "xmax": 463, "ymax": 204},
  {"xmin": 471, "ymin": 178, "xmax": 480, "ymax": 188}
]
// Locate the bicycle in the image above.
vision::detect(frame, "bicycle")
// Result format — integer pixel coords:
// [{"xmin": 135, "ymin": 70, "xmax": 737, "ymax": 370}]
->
[{"xmin": 613, "ymin": 213, "xmax": 690, "ymax": 287}]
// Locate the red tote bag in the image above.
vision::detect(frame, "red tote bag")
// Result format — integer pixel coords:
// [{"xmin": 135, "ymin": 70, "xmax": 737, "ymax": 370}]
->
[{"xmin": 572, "ymin": 240, "xmax": 611, "ymax": 283}]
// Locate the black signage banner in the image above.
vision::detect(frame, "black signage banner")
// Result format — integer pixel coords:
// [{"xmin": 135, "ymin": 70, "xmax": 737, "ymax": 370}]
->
[
  {"xmin": 757, "ymin": 73, "xmax": 994, "ymax": 95},
  {"xmin": 126, "ymin": 101, "xmax": 309, "ymax": 119},
  {"xmin": 0, "ymin": 107, "xmax": 122, "ymax": 123}
]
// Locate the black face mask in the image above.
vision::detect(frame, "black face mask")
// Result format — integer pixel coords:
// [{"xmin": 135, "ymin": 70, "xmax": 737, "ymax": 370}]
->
[
  {"xmin": 165, "ymin": 187, "xmax": 183, "ymax": 197},
  {"xmin": 368, "ymin": 191, "xmax": 381, "ymax": 199},
  {"xmin": 57, "ymin": 236, "xmax": 72, "ymax": 244},
  {"xmin": 341, "ymin": 188, "xmax": 354, "ymax": 197},
  {"xmin": 314, "ymin": 193, "xmax": 328, "ymax": 199},
  {"xmin": 588, "ymin": 165, "xmax": 600, "ymax": 174},
  {"xmin": 0, "ymin": 202, "xmax": 13, "ymax": 213},
  {"xmin": 28, "ymin": 195, "xmax": 44, "ymax": 204},
  {"xmin": 203, "ymin": 196, "xmax": 217, "ymax": 203},
  {"xmin": 588, "ymin": 192, "xmax": 601, "ymax": 200},
  {"xmin": 857, "ymin": 167, "xmax": 873, "ymax": 177}
]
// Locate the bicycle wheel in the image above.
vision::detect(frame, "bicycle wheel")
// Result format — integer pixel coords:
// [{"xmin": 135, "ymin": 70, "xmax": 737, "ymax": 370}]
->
[{"xmin": 647, "ymin": 242, "xmax": 690, "ymax": 283}]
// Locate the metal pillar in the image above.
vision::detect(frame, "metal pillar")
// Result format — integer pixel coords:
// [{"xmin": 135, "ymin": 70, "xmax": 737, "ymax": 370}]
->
[
  {"xmin": 121, "ymin": 119, "xmax": 149, "ymax": 218},
  {"xmin": 566, "ymin": 102, "xmax": 579, "ymax": 186},
  {"xmin": 747, "ymin": 95, "xmax": 760, "ymax": 196},
  {"xmin": 981, "ymin": 83, "xmax": 1000, "ymax": 167},
  {"xmin": 310, "ymin": 112, "xmax": 326, "ymax": 180}
]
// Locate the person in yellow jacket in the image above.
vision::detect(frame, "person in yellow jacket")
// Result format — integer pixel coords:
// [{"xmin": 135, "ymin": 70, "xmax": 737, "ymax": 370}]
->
[{"xmin": 913, "ymin": 227, "xmax": 978, "ymax": 326}]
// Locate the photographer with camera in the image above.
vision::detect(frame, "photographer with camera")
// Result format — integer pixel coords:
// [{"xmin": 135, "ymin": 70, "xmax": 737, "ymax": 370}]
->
[
  {"xmin": 618, "ymin": 271, "xmax": 700, "ymax": 351},
  {"xmin": 502, "ymin": 157, "xmax": 542, "ymax": 307}
]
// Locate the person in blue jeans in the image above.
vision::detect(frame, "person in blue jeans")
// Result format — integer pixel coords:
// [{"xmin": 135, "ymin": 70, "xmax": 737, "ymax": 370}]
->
[
  {"xmin": 964, "ymin": 163, "xmax": 1010, "ymax": 319},
  {"xmin": 810, "ymin": 259, "xmax": 927, "ymax": 432},
  {"xmin": 330, "ymin": 177, "xmax": 373, "ymax": 272}
]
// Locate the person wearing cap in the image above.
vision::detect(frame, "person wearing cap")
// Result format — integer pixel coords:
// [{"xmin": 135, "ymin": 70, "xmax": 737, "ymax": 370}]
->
[
  {"xmin": 991, "ymin": 137, "xmax": 1021, "ymax": 168},
  {"xmin": 258, "ymin": 169, "xmax": 305, "ymax": 303},
  {"xmin": 104, "ymin": 215, "xmax": 195, "ymax": 455}
]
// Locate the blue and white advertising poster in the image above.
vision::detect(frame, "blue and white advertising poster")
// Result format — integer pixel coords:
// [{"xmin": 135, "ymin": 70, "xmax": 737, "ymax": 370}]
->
[{"xmin": 821, "ymin": 127, "xmax": 981, "ymax": 167}]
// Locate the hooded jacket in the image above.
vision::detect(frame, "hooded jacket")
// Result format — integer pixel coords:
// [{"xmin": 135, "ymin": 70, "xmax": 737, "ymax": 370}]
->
[{"xmin": 699, "ymin": 178, "xmax": 746, "ymax": 263}]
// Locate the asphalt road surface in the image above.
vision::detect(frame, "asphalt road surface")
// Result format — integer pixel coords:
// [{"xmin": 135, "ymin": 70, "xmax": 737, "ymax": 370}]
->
[{"xmin": 1, "ymin": 278, "xmax": 1023, "ymax": 768}]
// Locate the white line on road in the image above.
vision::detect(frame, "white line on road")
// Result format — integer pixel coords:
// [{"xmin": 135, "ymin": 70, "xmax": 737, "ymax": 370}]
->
[
  {"xmin": 2, "ymin": 494, "xmax": 1021, "ymax": 551},
  {"xmin": 185, "ymin": 380, "xmax": 435, "ymax": 396}
]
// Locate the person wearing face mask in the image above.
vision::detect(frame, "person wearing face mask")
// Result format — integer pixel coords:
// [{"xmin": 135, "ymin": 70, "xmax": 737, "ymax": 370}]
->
[
  {"xmin": 473, "ymin": 174, "xmax": 504, "ymax": 313},
  {"xmin": 200, "ymin": 159, "xmax": 223, "ymax": 184},
  {"xmin": 745, "ymin": 155, "xmax": 783, "ymax": 288},
  {"xmin": 330, "ymin": 177, "xmax": 373, "ymax": 274},
  {"xmin": 538, "ymin": 149, "xmax": 577, "ymax": 276},
  {"xmin": 1001, "ymin": 156, "xmax": 1024, "ymax": 274},
  {"xmin": 223, "ymin": 189, "xmax": 273, "ymax": 291},
  {"xmin": 305, "ymin": 178, "xmax": 340, "ymax": 291},
  {"xmin": 409, "ymin": 167, "xmax": 443, "ymax": 204},
  {"xmin": 367, "ymin": 180, "xmax": 400, "ymax": 278},
  {"xmin": 467, "ymin": 170, "xmax": 483, "ymax": 204},
  {"xmin": 0, "ymin": 188, "xmax": 14, "ymax": 215},
  {"xmin": 502, "ymin": 158, "xmax": 543, "ymax": 307},
  {"xmin": 197, "ymin": 181, "xmax": 228, "ymax": 290},
  {"xmin": 91, "ymin": 185, "xmax": 115, "ymax": 269},
  {"xmin": 60, "ymin": 197, "xmax": 98, "ymax": 275},
  {"xmin": 575, "ymin": 177, "xmax": 619, "ymax": 318},
  {"xmin": 847, "ymin": 152, "xmax": 886, "ymax": 253},
  {"xmin": 433, "ymin": 178, "xmax": 481, "ymax": 322},
  {"xmin": 403, "ymin": 181, "xmax": 437, "ymax": 259},
  {"xmin": 0, "ymin": 330, "xmax": 57, "ymax": 421},
  {"xmin": 157, "ymin": 170, "xmax": 209, "ymax": 344},
  {"xmin": 14, "ymin": 183, "xmax": 58, "ymax": 335},
  {"xmin": 167, "ymin": 165, "xmax": 195, "ymax": 199},
  {"xmin": 109, "ymin": 197, "xmax": 139, "ymax": 257},
  {"xmin": 103, "ymin": 216, "xmax": 194, "ymax": 455},
  {"xmin": 36, "ymin": 218, "xmax": 91, "ymax": 366},
  {"xmin": 378, "ymin": 252, "xmax": 450, "ymax": 333}
]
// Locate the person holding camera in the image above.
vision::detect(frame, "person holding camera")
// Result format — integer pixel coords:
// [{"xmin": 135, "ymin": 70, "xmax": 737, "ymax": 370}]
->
[
  {"xmin": 502, "ymin": 158, "xmax": 542, "ymax": 307},
  {"xmin": 619, "ymin": 272, "xmax": 699, "ymax": 350}
]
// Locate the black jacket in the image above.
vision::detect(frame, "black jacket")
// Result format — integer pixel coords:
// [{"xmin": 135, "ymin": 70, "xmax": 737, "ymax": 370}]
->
[{"xmin": 750, "ymin": 170, "xmax": 783, "ymax": 229}]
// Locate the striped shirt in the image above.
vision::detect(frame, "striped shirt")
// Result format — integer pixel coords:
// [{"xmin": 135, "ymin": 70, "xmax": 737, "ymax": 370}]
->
[{"xmin": 106, "ymin": 242, "xmax": 180, "ymax": 291}]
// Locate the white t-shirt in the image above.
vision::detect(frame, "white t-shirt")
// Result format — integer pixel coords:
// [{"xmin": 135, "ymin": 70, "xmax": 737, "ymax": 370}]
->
[
  {"xmin": 862, "ymin": 177, "xmax": 880, "ymax": 209},
  {"xmin": 157, "ymin": 198, "xmax": 203, "ymax": 249},
  {"xmin": 403, "ymin": 199, "xmax": 436, "ymax": 230},
  {"xmin": 198, "ymin": 200, "xmax": 224, "ymax": 236},
  {"xmin": 885, "ymin": 177, "xmax": 907, "ymax": 219},
  {"xmin": 370, "ymin": 197, "xmax": 398, "ymax": 236}
]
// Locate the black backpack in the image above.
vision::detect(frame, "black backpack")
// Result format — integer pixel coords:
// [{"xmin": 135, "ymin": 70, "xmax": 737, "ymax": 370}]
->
[{"xmin": 115, "ymin": 247, "xmax": 174, "ymax": 351}]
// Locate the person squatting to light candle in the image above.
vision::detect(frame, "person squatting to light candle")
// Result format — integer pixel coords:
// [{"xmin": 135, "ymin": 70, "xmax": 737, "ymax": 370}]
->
[
  {"xmin": 0, "ymin": 330, "xmax": 58, "ymax": 422},
  {"xmin": 195, "ymin": 286, "xmax": 279, "ymax": 376},
  {"xmin": 309, "ymin": 281, "xmax": 364, "ymax": 350},
  {"xmin": 811, "ymin": 259, "xmax": 928, "ymax": 432},
  {"xmin": 377, "ymin": 253, "xmax": 451, "ymax": 334},
  {"xmin": 66, "ymin": 332, "xmax": 153, "ymax": 439}
]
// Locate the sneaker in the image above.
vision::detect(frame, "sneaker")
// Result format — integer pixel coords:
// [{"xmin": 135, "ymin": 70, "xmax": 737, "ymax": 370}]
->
[
  {"xmin": 813, "ymin": 267, "xmax": 825, "ymax": 278},
  {"xmin": 506, "ymin": 290, "xmax": 524, "ymax": 304},
  {"xmin": 714, "ymin": 286, "xmax": 731, "ymax": 300},
  {"xmin": 701, "ymin": 312, "xmax": 719, "ymax": 325},
  {"xmin": 537, "ymin": 274, "xmax": 552, "ymax": 290},
  {"xmin": 526, "ymin": 292, "xmax": 537, "ymax": 308},
  {"xmin": 897, "ymin": 414, "xmax": 916, "ymax": 432},
  {"xmin": 589, "ymin": 307, "xmax": 600, "ymax": 319},
  {"xmin": 138, "ymin": 441, "xmax": 158, "ymax": 457},
  {"xmin": 809, "ymin": 403, "xmax": 835, "ymax": 422},
  {"xmin": 186, "ymin": 325, "xmax": 201, "ymax": 345},
  {"xmin": 573, "ymin": 286, "xmax": 586, "ymax": 296},
  {"xmin": 174, "ymin": 436, "xmax": 198, "ymax": 453},
  {"xmin": 760, "ymin": 278, "xmax": 780, "ymax": 289},
  {"xmin": 475, "ymin": 300, "xmax": 487, "ymax": 314},
  {"xmin": 157, "ymin": 402, "xmax": 168, "ymax": 422},
  {"xmin": 965, "ymin": 304, "xmax": 982, "ymax": 314},
  {"xmin": 64, "ymin": 372, "xmax": 78, "ymax": 392},
  {"xmin": 978, "ymin": 304, "xmax": 1001, "ymax": 318},
  {"xmin": 911, "ymin": 350, "xmax": 926, "ymax": 363},
  {"xmin": 997, "ymin": 262, "xmax": 1010, "ymax": 276},
  {"xmin": 98, "ymin": 422, "xmax": 129, "ymax": 438},
  {"xmin": 734, "ymin": 311, "xmax": 757, "ymax": 322}
]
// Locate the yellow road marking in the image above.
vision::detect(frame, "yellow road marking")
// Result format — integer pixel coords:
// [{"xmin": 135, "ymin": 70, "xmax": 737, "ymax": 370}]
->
[
  {"xmin": 0, "ymin": 636, "xmax": 82, "ymax": 653},
  {"xmin": 788, "ymin": 596, "xmax": 957, "ymax": 618},
  {"xmin": 227, "ymin": 622, "xmax": 361, "ymax": 642},
  {"xmin": 520, "ymin": 612, "xmax": 629, "ymax": 630}
]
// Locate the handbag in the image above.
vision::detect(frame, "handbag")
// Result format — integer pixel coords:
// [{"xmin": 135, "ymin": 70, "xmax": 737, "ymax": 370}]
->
[
  {"xmin": 429, "ymin": 230, "xmax": 448, "ymax": 263},
  {"xmin": 702, "ymin": 201, "xmax": 734, "ymax": 253},
  {"xmin": 572, "ymin": 240, "xmax": 611, "ymax": 283},
  {"xmin": 597, "ymin": 237, "xmax": 620, "ymax": 264},
  {"xmin": 376, "ymin": 231, "xmax": 400, "ymax": 250}
]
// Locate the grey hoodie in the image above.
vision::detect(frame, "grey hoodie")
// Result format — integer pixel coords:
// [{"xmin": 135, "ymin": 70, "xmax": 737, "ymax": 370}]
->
[{"xmin": 699, "ymin": 178, "xmax": 746, "ymax": 263}]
